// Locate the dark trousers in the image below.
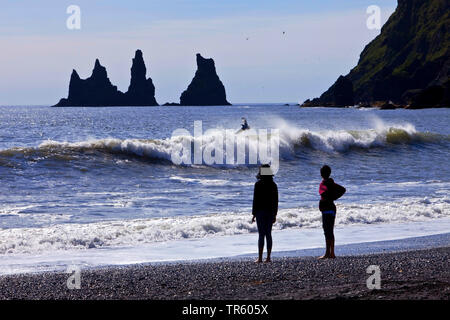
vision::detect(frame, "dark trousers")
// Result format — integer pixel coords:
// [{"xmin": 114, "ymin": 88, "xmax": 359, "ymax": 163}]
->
[
  {"xmin": 322, "ymin": 212, "xmax": 335, "ymax": 241},
  {"xmin": 256, "ymin": 214, "xmax": 273, "ymax": 250}
]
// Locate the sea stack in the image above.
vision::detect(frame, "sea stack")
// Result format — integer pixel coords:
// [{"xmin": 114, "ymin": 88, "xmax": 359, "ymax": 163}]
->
[
  {"xmin": 54, "ymin": 50, "xmax": 158, "ymax": 107},
  {"xmin": 55, "ymin": 59, "xmax": 124, "ymax": 106},
  {"xmin": 302, "ymin": 0, "xmax": 450, "ymax": 108},
  {"xmin": 180, "ymin": 54, "xmax": 231, "ymax": 106},
  {"xmin": 124, "ymin": 50, "xmax": 158, "ymax": 106}
]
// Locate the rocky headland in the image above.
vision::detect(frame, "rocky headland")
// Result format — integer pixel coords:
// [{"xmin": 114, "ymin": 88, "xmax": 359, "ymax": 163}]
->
[{"xmin": 301, "ymin": 0, "xmax": 449, "ymax": 109}]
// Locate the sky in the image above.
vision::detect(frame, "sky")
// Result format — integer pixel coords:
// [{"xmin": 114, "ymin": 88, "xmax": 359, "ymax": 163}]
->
[{"xmin": 0, "ymin": 0, "xmax": 397, "ymax": 105}]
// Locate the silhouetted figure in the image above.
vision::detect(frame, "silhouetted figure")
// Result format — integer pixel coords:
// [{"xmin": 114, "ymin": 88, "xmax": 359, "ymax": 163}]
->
[
  {"xmin": 318, "ymin": 165, "xmax": 346, "ymax": 259},
  {"xmin": 252, "ymin": 164, "xmax": 278, "ymax": 263},
  {"xmin": 241, "ymin": 117, "xmax": 249, "ymax": 130}
]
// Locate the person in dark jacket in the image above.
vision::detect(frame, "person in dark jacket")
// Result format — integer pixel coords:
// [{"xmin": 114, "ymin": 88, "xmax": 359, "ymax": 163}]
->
[
  {"xmin": 318, "ymin": 165, "xmax": 346, "ymax": 259},
  {"xmin": 252, "ymin": 164, "xmax": 278, "ymax": 263}
]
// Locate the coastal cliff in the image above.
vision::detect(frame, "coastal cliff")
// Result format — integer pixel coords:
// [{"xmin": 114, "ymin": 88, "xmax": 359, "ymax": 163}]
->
[{"xmin": 302, "ymin": 0, "xmax": 449, "ymax": 108}]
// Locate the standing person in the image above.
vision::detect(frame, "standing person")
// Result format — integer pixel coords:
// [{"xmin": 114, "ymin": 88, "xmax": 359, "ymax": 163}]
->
[
  {"xmin": 251, "ymin": 164, "xmax": 278, "ymax": 263},
  {"xmin": 318, "ymin": 165, "xmax": 346, "ymax": 259}
]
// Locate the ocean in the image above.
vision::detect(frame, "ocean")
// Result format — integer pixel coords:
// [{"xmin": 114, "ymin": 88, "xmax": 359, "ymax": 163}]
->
[{"xmin": 0, "ymin": 104, "xmax": 449, "ymax": 274}]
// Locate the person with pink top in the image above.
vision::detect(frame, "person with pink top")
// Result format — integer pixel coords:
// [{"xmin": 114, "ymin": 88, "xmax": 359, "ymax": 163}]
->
[{"xmin": 318, "ymin": 165, "xmax": 346, "ymax": 259}]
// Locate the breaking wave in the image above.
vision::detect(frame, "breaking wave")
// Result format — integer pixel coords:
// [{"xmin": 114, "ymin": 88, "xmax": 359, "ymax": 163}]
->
[
  {"xmin": 0, "ymin": 121, "xmax": 445, "ymax": 167},
  {"xmin": 0, "ymin": 196, "xmax": 448, "ymax": 255}
]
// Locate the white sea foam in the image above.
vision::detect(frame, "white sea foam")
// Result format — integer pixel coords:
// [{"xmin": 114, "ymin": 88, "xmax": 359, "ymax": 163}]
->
[
  {"xmin": 1, "ymin": 196, "xmax": 448, "ymax": 255},
  {"xmin": 0, "ymin": 205, "xmax": 36, "ymax": 216},
  {"xmin": 169, "ymin": 176, "xmax": 229, "ymax": 186}
]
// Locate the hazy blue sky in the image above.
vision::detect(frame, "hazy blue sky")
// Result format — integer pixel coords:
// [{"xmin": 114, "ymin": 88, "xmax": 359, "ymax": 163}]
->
[{"xmin": 0, "ymin": 0, "xmax": 397, "ymax": 105}]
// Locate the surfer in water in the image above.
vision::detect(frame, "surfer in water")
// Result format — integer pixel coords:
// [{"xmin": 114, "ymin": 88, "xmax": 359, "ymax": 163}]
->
[
  {"xmin": 241, "ymin": 117, "xmax": 250, "ymax": 130},
  {"xmin": 237, "ymin": 117, "xmax": 250, "ymax": 133}
]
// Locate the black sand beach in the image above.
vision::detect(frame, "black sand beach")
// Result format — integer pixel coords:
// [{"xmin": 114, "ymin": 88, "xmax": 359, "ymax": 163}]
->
[{"xmin": 1, "ymin": 245, "xmax": 448, "ymax": 300}]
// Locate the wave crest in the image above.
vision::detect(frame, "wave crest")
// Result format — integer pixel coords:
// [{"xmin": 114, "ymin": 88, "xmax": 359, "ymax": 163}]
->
[{"xmin": 0, "ymin": 121, "xmax": 445, "ymax": 166}]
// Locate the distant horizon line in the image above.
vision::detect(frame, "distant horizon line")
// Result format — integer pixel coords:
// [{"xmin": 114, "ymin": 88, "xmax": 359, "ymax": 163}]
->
[{"xmin": 0, "ymin": 102, "xmax": 302, "ymax": 107}]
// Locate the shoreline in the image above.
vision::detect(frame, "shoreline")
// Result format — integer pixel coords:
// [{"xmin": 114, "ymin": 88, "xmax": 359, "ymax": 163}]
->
[
  {"xmin": 238, "ymin": 232, "xmax": 450, "ymax": 260},
  {"xmin": 0, "ymin": 234, "xmax": 449, "ymax": 300},
  {"xmin": 124, "ymin": 231, "xmax": 450, "ymax": 265},
  {"xmin": 1, "ymin": 223, "xmax": 449, "ymax": 276}
]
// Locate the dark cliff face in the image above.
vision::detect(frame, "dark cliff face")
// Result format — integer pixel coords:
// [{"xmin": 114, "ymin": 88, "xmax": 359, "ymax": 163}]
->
[
  {"xmin": 303, "ymin": 0, "xmax": 449, "ymax": 108},
  {"xmin": 124, "ymin": 50, "xmax": 158, "ymax": 106},
  {"xmin": 54, "ymin": 50, "xmax": 158, "ymax": 107},
  {"xmin": 179, "ymin": 54, "xmax": 231, "ymax": 106},
  {"xmin": 302, "ymin": 75, "xmax": 354, "ymax": 108},
  {"xmin": 319, "ymin": 76, "xmax": 354, "ymax": 107}
]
